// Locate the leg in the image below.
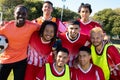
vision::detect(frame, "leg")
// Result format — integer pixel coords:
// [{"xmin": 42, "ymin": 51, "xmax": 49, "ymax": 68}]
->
[
  {"xmin": 24, "ymin": 64, "xmax": 42, "ymax": 80},
  {"xmin": 0, "ymin": 63, "xmax": 12, "ymax": 80},
  {"xmin": 13, "ymin": 59, "xmax": 27, "ymax": 80}
]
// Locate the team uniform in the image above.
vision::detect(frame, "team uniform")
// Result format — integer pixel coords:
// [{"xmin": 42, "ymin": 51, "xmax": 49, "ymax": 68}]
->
[
  {"xmin": 0, "ymin": 20, "xmax": 38, "ymax": 80},
  {"xmin": 59, "ymin": 32, "xmax": 90, "ymax": 67},
  {"xmin": 33, "ymin": 16, "xmax": 66, "ymax": 33},
  {"xmin": 78, "ymin": 19, "xmax": 101, "ymax": 37},
  {"xmin": 74, "ymin": 64, "xmax": 105, "ymax": 80},
  {"xmin": 36, "ymin": 63, "xmax": 74, "ymax": 80},
  {"xmin": 24, "ymin": 31, "xmax": 54, "ymax": 80},
  {"xmin": 91, "ymin": 41, "xmax": 120, "ymax": 80}
]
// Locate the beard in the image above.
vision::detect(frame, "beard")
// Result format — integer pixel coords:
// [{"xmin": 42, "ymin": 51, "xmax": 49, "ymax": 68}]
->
[
  {"xmin": 93, "ymin": 41, "xmax": 102, "ymax": 47},
  {"xmin": 16, "ymin": 22, "xmax": 25, "ymax": 27},
  {"xmin": 58, "ymin": 65, "xmax": 63, "ymax": 68},
  {"xmin": 15, "ymin": 17, "xmax": 26, "ymax": 27}
]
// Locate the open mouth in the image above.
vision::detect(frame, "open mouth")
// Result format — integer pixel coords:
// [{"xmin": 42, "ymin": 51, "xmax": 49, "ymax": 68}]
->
[{"xmin": 0, "ymin": 45, "xmax": 4, "ymax": 50}]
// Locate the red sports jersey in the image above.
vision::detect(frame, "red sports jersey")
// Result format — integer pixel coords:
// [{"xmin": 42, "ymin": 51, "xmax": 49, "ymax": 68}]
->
[
  {"xmin": 75, "ymin": 64, "xmax": 105, "ymax": 80},
  {"xmin": 25, "ymin": 31, "xmax": 54, "ymax": 80},
  {"xmin": 27, "ymin": 31, "xmax": 53, "ymax": 67},
  {"xmin": 79, "ymin": 20, "xmax": 101, "ymax": 37},
  {"xmin": 104, "ymin": 44, "xmax": 120, "ymax": 80},
  {"xmin": 36, "ymin": 63, "xmax": 73, "ymax": 80},
  {"xmin": 59, "ymin": 32, "xmax": 90, "ymax": 67}
]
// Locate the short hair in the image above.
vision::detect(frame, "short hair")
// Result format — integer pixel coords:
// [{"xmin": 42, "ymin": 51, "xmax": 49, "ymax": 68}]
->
[
  {"xmin": 90, "ymin": 27, "xmax": 104, "ymax": 36},
  {"xmin": 43, "ymin": 1, "xmax": 53, "ymax": 7},
  {"xmin": 79, "ymin": 46, "xmax": 91, "ymax": 55},
  {"xmin": 39, "ymin": 20, "xmax": 58, "ymax": 42},
  {"xmin": 57, "ymin": 47, "xmax": 69, "ymax": 55},
  {"xmin": 67, "ymin": 20, "xmax": 80, "ymax": 27},
  {"xmin": 78, "ymin": 3, "xmax": 92, "ymax": 13},
  {"xmin": 14, "ymin": 4, "xmax": 28, "ymax": 13}
]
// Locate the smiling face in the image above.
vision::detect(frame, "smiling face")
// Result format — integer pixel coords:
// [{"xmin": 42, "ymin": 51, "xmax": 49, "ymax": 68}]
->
[
  {"xmin": 14, "ymin": 6, "xmax": 27, "ymax": 27},
  {"xmin": 42, "ymin": 3, "xmax": 53, "ymax": 16},
  {"xmin": 91, "ymin": 32, "xmax": 104, "ymax": 47},
  {"xmin": 55, "ymin": 51, "xmax": 68, "ymax": 68},
  {"xmin": 67, "ymin": 24, "xmax": 80, "ymax": 40},
  {"xmin": 42, "ymin": 24, "xmax": 55, "ymax": 42},
  {"xmin": 78, "ymin": 51, "xmax": 91, "ymax": 67}
]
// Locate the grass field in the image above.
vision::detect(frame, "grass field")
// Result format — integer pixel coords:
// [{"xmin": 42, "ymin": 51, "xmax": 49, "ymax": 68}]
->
[{"xmin": 8, "ymin": 44, "xmax": 120, "ymax": 80}]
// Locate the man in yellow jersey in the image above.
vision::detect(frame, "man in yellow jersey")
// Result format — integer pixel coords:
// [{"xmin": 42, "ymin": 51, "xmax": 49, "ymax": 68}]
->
[
  {"xmin": 90, "ymin": 27, "xmax": 120, "ymax": 80},
  {"xmin": 35, "ymin": 47, "xmax": 73, "ymax": 80}
]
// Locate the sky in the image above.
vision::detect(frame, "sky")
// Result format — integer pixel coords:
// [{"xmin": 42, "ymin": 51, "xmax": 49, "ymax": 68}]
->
[{"xmin": 44, "ymin": 0, "xmax": 120, "ymax": 16}]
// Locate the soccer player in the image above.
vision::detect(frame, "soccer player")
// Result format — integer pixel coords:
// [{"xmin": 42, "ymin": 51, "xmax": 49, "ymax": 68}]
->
[
  {"xmin": 90, "ymin": 27, "xmax": 120, "ymax": 80},
  {"xmin": 24, "ymin": 21, "xmax": 58, "ymax": 80},
  {"xmin": 75, "ymin": 46, "xmax": 105, "ymax": 80},
  {"xmin": 78, "ymin": 3, "xmax": 102, "ymax": 37},
  {"xmin": 59, "ymin": 20, "xmax": 90, "ymax": 67},
  {"xmin": 33, "ymin": 1, "xmax": 66, "ymax": 33},
  {"xmin": 36, "ymin": 47, "xmax": 72, "ymax": 80},
  {"xmin": 0, "ymin": 5, "xmax": 39, "ymax": 80}
]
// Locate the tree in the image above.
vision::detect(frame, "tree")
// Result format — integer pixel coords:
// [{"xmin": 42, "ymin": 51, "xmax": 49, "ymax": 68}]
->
[
  {"xmin": 0, "ymin": 0, "xmax": 24, "ymax": 20},
  {"xmin": 93, "ymin": 8, "xmax": 120, "ymax": 36},
  {"xmin": 111, "ymin": 16, "xmax": 120, "ymax": 37},
  {"xmin": 0, "ymin": 0, "xmax": 79, "ymax": 21}
]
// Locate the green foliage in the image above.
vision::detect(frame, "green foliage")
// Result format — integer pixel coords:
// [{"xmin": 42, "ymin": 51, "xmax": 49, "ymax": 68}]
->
[
  {"xmin": 93, "ymin": 8, "xmax": 120, "ymax": 36},
  {"xmin": 53, "ymin": 7, "xmax": 79, "ymax": 21},
  {"xmin": 0, "ymin": 0, "xmax": 24, "ymax": 20},
  {"xmin": 24, "ymin": 1, "xmax": 43, "ymax": 20},
  {"xmin": 0, "ymin": 0, "xmax": 79, "ymax": 21}
]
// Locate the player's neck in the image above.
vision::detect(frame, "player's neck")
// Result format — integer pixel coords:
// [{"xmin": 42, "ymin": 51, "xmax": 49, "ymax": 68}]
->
[
  {"xmin": 67, "ymin": 33, "xmax": 79, "ymax": 41},
  {"xmin": 42, "ymin": 15, "xmax": 52, "ymax": 20},
  {"xmin": 81, "ymin": 18, "xmax": 89, "ymax": 23},
  {"xmin": 41, "ymin": 37, "xmax": 51, "ymax": 44},
  {"xmin": 54, "ymin": 63, "xmax": 64, "ymax": 73},
  {"xmin": 79, "ymin": 63, "xmax": 91, "ymax": 71},
  {"xmin": 96, "ymin": 41, "xmax": 105, "ymax": 54}
]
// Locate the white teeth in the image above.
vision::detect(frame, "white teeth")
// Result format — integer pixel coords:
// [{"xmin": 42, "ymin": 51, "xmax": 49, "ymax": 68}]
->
[
  {"xmin": 19, "ymin": 18, "xmax": 23, "ymax": 20},
  {"xmin": 46, "ymin": 36, "xmax": 50, "ymax": 38}
]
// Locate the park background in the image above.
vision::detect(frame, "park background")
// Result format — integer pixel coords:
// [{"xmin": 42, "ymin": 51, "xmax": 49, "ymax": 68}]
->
[{"xmin": 0, "ymin": 0, "xmax": 119, "ymax": 79}]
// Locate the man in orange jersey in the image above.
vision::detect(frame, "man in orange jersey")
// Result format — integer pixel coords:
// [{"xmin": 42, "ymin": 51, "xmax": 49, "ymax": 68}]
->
[
  {"xmin": 0, "ymin": 5, "xmax": 39, "ymax": 80},
  {"xmin": 32, "ymin": 1, "xmax": 66, "ymax": 33}
]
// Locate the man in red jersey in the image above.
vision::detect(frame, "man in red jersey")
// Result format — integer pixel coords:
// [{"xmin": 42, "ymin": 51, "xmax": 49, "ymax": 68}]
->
[
  {"xmin": 78, "ymin": 3, "xmax": 102, "ymax": 37},
  {"xmin": 33, "ymin": 1, "xmax": 66, "ymax": 33},
  {"xmin": 74, "ymin": 46, "xmax": 105, "ymax": 80},
  {"xmin": 90, "ymin": 27, "xmax": 120, "ymax": 80},
  {"xmin": 0, "ymin": 5, "xmax": 39, "ymax": 80},
  {"xmin": 59, "ymin": 20, "xmax": 90, "ymax": 67},
  {"xmin": 36, "ymin": 47, "xmax": 73, "ymax": 80}
]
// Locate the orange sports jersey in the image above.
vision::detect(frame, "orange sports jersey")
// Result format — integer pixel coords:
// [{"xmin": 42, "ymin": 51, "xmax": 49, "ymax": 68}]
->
[
  {"xmin": 0, "ymin": 20, "xmax": 39, "ymax": 64},
  {"xmin": 35, "ymin": 17, "xmax": 56, "ymax": 25},
  {"xmin": 32, "ymin": 16, "xmax": 67, "ymax": 33}
]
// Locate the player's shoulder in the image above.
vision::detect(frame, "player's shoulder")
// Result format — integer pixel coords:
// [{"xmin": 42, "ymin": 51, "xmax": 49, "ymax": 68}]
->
[
  {"xmin": 26, "ymin": 20, "xmax": 40, "ymax": 27},
  {"xmin": 59, "ymin": 32, "xmax": 66, "ymax": 36},
  {"xmin": 92, "ymin": 64, "xmax": 102, "ymax": 70},
  {"xmin": 91, "ymin": 20, "xmax": 101, "ymax": 25}
]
